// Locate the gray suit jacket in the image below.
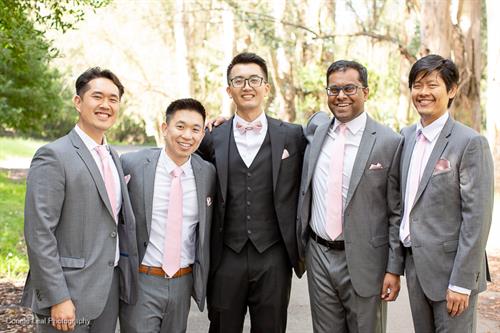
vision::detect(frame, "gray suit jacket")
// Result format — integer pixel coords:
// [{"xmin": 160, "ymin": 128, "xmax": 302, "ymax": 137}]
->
[
  {"xmin": 121, "ymin": 149, "xmax": 216, "ymax": 311},
  {"xmin": 298, "ymin": 114, "xmax": 404, "ymax": 297},
  {"xmin": 401, "ymin": 117, "xmax": 493, "ymax": 301},
  {"xmin": 22, "ymin": 129, "xmax": 139, "ymax": 320}
]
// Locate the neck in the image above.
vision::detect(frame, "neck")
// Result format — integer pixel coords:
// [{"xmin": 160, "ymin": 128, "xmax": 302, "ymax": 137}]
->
[
  {"xmin": 76, "ymin": 122, "xmax": 104, "ymax": 144},
  {"xmin": 420, "ymin": 110, "xmax": 447, "ymax": 127},
  {"xmin": 237, "ymin": 109, "xmax": 263, "ymax": 122},
  {"xmin": 165, "ymin": 148, "xmax": 189, "ymax": 167}
]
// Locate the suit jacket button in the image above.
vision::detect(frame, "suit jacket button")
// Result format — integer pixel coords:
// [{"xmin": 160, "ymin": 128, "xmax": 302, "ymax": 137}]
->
[
  {"xmin": 143, "ymin": 241, "xmax": 148, "ymax": 247},
  {"xmin": 110, "ymin": 231, "xmax": 117, "ymax": 238},
  {"xmin": 108, "ymin": 261, "xmax": 114, "ymax": 267}
]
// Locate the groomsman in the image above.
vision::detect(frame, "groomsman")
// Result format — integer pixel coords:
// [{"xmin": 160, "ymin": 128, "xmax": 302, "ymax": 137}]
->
[
  {"xmin": 400, "ymin": 54, "xmax": 493, "ymax": 332},
  {"xmin": 22, "ymin": 67, "xmax": 138, "ymax": 332},
  {"xmin": 120, "ymin": 98, "xmax": 216, "ymax": 332},
  {"xmin": 297, "ymin": 60, "xmax": 404, "ymax": 333}
]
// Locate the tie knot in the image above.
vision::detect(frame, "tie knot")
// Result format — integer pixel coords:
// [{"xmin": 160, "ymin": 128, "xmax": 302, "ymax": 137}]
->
[
  {"xmin": 236, "ymin": 120, "xmax": 263, "ymax": 134},
  {"xmin": 171, "ymin": 167, "xmax": 183, "ymax": 178},
  {"xmin": 95, "ymin": 145, "xmax": 109, "ymax": 160},
  {"xmin": 417, "ymin": 131, "xmax": 427, "ymax": 143},
  {"xmin": 338, "ymin": 123, "xmax": 347, "ymax": 135}
]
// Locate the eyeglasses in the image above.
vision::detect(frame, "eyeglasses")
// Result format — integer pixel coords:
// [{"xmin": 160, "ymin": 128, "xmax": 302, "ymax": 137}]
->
[
  {"xmin": 229, "ymin": 75, "xmax": 266, "ymax": 88},
  {"xmin": 325, "ymin": 84, "xmax": 366, "ymax": 96}
]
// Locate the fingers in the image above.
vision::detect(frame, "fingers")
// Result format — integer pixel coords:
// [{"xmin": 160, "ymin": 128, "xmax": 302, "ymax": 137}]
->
[
  {"xmin": 446, "ymin": 289, "xmax": 469, "ymax": 317},
  {"xmin": 380, "ymin": 273, "xmax": 401, "ymax": 302},
  {"xmin": 50, "ymin": 299, "xmax": 76, "ymax": 331}
]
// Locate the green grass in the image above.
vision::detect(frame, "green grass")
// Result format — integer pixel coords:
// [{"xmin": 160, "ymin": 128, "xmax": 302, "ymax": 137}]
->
[
  {"xmin": 0, "ymin": 171, "xmax": 28, "ymax": 278},
  {"xmin": 0, "ymin": 137, "xmax": 46, "ymax": 160}
]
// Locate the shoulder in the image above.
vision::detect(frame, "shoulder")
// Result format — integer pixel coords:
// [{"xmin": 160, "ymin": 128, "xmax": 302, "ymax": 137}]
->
[
  {"xmin": 192, "ymin": 154, "xmax": 216, "ymax": 174},
  {"xmin": 369, "ymin": 117, "xmax": 402, "ymax": 143},
  {"xmin": 121, "ymin": 148, "xmax": 160, "ymax": 166}
]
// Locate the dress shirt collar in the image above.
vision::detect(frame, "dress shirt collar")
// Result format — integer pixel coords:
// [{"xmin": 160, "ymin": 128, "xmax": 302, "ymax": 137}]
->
[
  {"xmin": 332, "ymin": 111, "xmax": 367, "ymax": 135},
  {"xmin": 233, "ymin": 111, "xmax": 268, "ymax": 131},
  {"xmin": 74, "ymin": 125, "xmax": 109, "ymax": 152},
  {"xmin": 160, "ymin": 148, "xmax": 192, "ymax": 176},
  {"xmin": 416, "ymin": 111, "xmax": 449, "ymax": 143}
]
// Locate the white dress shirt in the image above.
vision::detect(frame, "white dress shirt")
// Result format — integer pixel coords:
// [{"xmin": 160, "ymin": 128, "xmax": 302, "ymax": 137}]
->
[
  {"xmin": 400, "ymin": 112, "xmax": 470, "ymax": 295},
  {"xmin": 74, "ymin": 125, "xmax": 121, "ymax": 265},
  {"xmin": 233, "ymin": 111, "xmax": 268, "ymax": 167},
  {"xmin": 142, "ymin": 150, "xmax": 199, "ymax": 268},
  {"xmin": 310, "ymin": 112, "xmax": 367, "ymax": 241}
]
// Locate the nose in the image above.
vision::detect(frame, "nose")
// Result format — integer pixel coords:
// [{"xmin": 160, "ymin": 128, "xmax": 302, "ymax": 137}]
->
[
  {"xmin": 182, "ymin": 130, "xmax": 193, "ymax": 139},
  {"xmin": 336, "ymin": 89, "xmax": 348, "ymax": 98},
  {"xmin": 100, "ymin": 98, "xmax": 111, "ymax": 109}
]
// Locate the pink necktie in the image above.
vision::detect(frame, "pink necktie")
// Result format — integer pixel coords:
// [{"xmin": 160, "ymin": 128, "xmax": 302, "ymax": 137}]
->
[
  {"xmin": 400, "ymin": 132, "xmax": 429, "ymax": 243},
  {"xmin": 236, "ymin": 120, "xmax": 263, "ymax": 134},
  {"xmin": 163, "ymin": 167, "xmax": 183, "ymax": 277},
  {"xmin": 95, "ymin": 145, "xmax": 117, "ymax": 221},
  {"xmin": 326, "ymin": 124, "xmax": 347, "ymax": 240}
]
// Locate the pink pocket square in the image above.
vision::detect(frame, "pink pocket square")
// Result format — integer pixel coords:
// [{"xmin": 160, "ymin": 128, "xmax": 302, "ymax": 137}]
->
[
  {"xmin": 368, "ymin": 162, "xmax": 383, "ymax": 170},
  {"xmin": 206, "ymin": 196, "xmax": 212, "ymax": 207},
  {"xmin": 434, "ymin": 159, "xmax": 451, "ymax": 172},
  {"xmin": 281, "ymin": 149, "xmax": 290, "ymax": 160},
  {"xmin": 124, "ymin": 174, "xmax": 131, "ymax": 184}
]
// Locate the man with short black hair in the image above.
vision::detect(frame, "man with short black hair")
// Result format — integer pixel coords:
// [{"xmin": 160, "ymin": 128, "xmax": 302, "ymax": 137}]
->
[
  {"xmin": 120, "ymin": 98, "xmax": 216, "ymax": 333},
  {"xmin": 400, "ymin": 54, "xmax": 493, "ymax": 333},
  {"xmin": 22, "ymin": 67, "xmax": 138, "ymax": 332},
  {"xmin": 199, "ymin": 52, "xmax": 306, "ymax": 333}
]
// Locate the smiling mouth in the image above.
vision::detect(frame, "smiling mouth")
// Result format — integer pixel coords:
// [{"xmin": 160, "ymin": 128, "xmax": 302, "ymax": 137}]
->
[
  {"xmin": 177, "ymin": 142, "xmax": 192, "ymax": 150},
  {"xmin": 95, "ymin": 112, "xmax": 112, "ymax": 120},
  {"xmin": 417, "ymin": 99, "xmax": 434, "ymax": 106},
  {"xmin": 335, "ymin": 103, "xmax": 351, "ymax": 108}
]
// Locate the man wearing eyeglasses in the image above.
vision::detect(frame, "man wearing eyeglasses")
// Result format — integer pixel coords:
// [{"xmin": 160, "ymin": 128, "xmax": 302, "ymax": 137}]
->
[
  {"xmin": 197, "ymin": 52, "xmax": 306, "ymax": 333},
  {"xmin": 297, "ymin": 60, "xmax": 404, "ymax": 332}
]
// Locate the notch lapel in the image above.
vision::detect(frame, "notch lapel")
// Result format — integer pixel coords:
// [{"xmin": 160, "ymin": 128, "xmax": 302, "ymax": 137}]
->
[
  {"xmin": 412, "ymin": 117, "xmax": 455, "ymax": 208},
  {"xmin": 268, "ymin": 116, "xmax": 286, "ymax": 192},
  {"xmin": 143, "ymin": 149, "xmax": 161, "ymax": 235},
  {"xmin": 306, "ymin": 122, "xmax": 331, "ymax": 190},
  {"xmin": 212, "ymin": 119, "xmax": 232, "ymax": 204},
  {"xmin": 401, "ymin": 125, "xmax": 418, "ymax": 197},
  {"xmin": 69, "ymin": 130, "xmax": 115, "ymax": 220},
  {"xmin": 191, "ymin": 156, "xmax": 207, "ymax": 245},
  {"xmin": 345, "ymin": 116, "xmax": 376, "ymax": 209}
]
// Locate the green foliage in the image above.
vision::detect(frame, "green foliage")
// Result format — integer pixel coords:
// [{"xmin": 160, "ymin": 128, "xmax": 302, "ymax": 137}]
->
[
  {"xmin": 0, "ymin": 171, "xmax": 28, "ymax": 278},
  {"xmin": 0, "ymin": 0, "xmax": 106, "ymax": 138}
]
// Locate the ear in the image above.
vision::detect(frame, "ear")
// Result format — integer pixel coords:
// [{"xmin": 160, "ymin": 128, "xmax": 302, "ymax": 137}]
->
[
  {"xmin": 448, "ymin": 84, "xmax": 458, "ymax": 99},
  {"xmin": 73, "ymin": 95, "xmax": 82, "ymax": 113},
  {"xmin": 263, "ymin": 82, "xmax": 271, "ymax": 97},
  {"xmin": 161, "ymin": 122, "xmax": 168, "ymax": 136},
  {"xmin": 226, "ymin": 86, "xmax": 233, "ymax": 98},
  {"xmin": 362, "ymin": 87, "xmax": 369, "ymax": 101}
]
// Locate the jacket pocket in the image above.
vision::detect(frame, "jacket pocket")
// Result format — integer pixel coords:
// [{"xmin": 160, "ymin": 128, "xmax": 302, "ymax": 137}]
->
[
  {"xmin": 443, "ymin": 239, "xmax": 459, "ymax": 253},
  {"xmin": 59, "ymin": 256, "xmax": 85, "ymax": 268}
]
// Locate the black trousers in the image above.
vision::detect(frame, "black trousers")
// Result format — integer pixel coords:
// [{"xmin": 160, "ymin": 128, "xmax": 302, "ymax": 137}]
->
[{"xmin": 208, "ymin": 241, "xmax": 292, "ymax": 333}]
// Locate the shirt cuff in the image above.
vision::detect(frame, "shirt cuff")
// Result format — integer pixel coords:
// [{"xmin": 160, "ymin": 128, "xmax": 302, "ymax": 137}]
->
[{"xmin": 448, "ymin": 284, "xmax": 471, "ymax": 295}]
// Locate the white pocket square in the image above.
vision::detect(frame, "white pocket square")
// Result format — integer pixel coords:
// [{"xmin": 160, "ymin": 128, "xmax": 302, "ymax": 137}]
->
[
  {"xmin": 368, "ymin": 163, "xmax": 383, "ymax": 170},
  {"xmin": 124, "ymin": 174, "xmax": 131, "ymax": 184},
  {"xmin": 281, "ymin": 149, "xmax": 290, "ymax": 160},
  {"xmin": 206, "ymin": 196, "xmax": 212, "ymax": 207}
]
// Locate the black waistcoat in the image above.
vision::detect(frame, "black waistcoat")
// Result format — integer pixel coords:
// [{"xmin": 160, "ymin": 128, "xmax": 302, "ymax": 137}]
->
[{"xmin": 224, "ymin": 130, "xmax": 281, "ymax": 253}]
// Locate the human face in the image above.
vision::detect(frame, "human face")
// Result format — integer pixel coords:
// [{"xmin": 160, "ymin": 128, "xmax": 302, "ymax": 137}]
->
[
  {"xmin": 74, "ymin": 77, "xmax": 120, "ymax": 144},
  {"xmin": 226, "ymin": 63, "xmax": 270, "ymax": 121},
  {"xmin": 411, "ymin": 71, "xmax": 457, "ymax": 127},
  {"xmin": 162, "ymin": 109, "xmax": 205, "ymax": 166},
  {"xmin": 327, "ymin": 68, "xmax": 368, "ymax": 123}
]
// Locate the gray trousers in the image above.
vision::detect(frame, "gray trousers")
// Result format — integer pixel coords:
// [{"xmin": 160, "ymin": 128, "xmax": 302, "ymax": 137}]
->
[
  {"xmin": 119, "ymin": 271, "xmax": 193, "ymax": 333},
  {"xmin": 305, "ymin": 239, "xmax": 386, "ymax": 333},
  {"xmin": 405, "ymin": 252, "xmax": 478, "ymax": 333},
  {"xmin": 36, "ymin": 267, "xmax": 119, "ymax": 333}
]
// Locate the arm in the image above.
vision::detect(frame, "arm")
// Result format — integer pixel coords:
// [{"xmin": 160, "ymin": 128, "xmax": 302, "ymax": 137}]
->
[
  {"xmin": 197, "ymin": 131, "xmax": 215, "ymax": 163},
  {"xmin": 303, "ymin": 111, "xmax": 330, "ymax": 143}
]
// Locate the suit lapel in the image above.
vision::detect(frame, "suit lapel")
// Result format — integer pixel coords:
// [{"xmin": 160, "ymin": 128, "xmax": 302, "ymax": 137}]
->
[
  {"xmin": 268, "ymin": 116, "xmax": 286, "ymax": 192},
  {"xmin": 401, "ymin": 125, "xmax": 418, "ymax": 197},
  {"xmin": 143, "ymin": 149, "xmax": 161, "ymax": 235},
  {"xmin": 345, "ymin": 116, "xmax": 376, "ymax": 208},
  {"xmin": 412, "ymin": 117, "xmax": 454, "ymax": 207},
  {"xmin": 69, "ymin": 129, "xmax": 115, "ymax": 220},
  {"xmin": 213, "ymin": 119, "xmax": 232, "ymax": 203},
  {"xmin": 191, "ymin": 156, "xmax": 207, "ymax": 246},
  {"xmin": 306, "ymin": 121, "xmax": 331, "ymax": 190}
]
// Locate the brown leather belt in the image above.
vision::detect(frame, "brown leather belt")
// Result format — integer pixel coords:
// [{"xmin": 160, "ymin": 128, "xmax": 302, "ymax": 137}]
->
[{"xmin": 139, "ymin": 264, "xmax": 192, "ymax": 278}]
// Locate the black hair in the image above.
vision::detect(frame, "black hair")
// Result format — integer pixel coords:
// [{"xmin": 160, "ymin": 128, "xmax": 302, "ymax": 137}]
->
[
  {"xmin": 227, "ymin": 52, "xmax": 268, "ymax": 83},
  {"xmin": 326, "ymin": 60, "xmax": 368, "ymax": 87},
  {"xmin": 165, "ymin": 98, "xmax": 206, "ymax": 123},
  {"xmin": 75, "ymin": 67, "xmax": 124, "ymax": 98}
]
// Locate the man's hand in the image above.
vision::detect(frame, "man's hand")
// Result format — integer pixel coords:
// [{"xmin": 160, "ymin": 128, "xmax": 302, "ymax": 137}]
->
[
  {"xmin": 50, "ymin": 299, "xmax": 76, "ymax": 331},
  {"xmin": 446, "ymin": 289, "xmax": 469, "ymax": 317},
  {"xmin": 205, "ymin": 116, "xmax": 228, "ymax": 132},
  {"xmin": 380, "ymin": 272, "xmax": 400, "ymax": 301}
]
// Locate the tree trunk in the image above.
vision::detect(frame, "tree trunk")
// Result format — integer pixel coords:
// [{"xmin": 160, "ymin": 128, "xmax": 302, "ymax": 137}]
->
[
  {"xmin": 486, "ymin": 0, "xmax": 500, "ymax": 190},
  {"xmin": 419, "ymin": 0, "xmax": 452, "ymax": 57},
  {"xmin": 174, "ymin": 0, "xmax": 190, "ymax": 97}
]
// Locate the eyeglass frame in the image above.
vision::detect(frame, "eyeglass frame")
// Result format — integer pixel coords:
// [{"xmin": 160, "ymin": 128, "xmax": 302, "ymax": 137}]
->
[
  {"xmin": 325, "ymin": 84, "xmax": 367, "ymax": 96},
  {"xmin": 228, "ymin": 75, "xmax": 267, "ymax": 88}
]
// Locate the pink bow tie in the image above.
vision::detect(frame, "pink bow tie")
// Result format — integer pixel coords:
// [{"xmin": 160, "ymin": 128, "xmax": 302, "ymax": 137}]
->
[{"xmin": 236, "ymin": 120, "xmax": 263, "ymax": 134}]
